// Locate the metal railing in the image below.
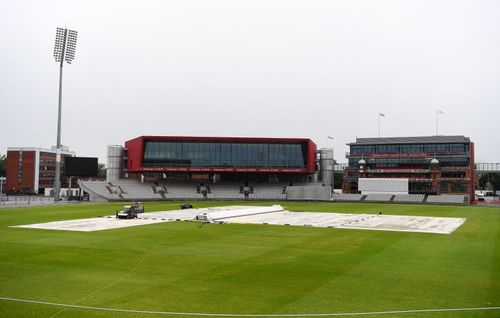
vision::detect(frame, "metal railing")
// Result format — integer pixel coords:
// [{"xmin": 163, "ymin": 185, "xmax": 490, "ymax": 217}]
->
[{"xmin": 476, "ymin": 162, "xmax": 500, "ymax": 172}]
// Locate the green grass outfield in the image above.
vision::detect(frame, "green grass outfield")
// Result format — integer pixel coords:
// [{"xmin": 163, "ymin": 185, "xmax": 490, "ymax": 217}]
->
[{"xmin": 0, "ymin": 201, "xmax": 499, "ymax": 318}]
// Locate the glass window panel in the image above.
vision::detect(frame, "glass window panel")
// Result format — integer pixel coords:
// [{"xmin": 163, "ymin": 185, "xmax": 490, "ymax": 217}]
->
[{"xmin": 141, "ymin": 140, "xmax": 308, "ymax": 168}]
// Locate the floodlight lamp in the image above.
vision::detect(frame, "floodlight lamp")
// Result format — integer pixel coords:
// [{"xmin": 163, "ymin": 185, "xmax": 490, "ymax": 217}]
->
[{"xmin": 53, "ymin": 27, "xmax": 78, "ymax": 64}]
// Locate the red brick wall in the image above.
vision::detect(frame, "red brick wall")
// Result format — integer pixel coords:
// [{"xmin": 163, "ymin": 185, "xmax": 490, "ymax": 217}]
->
[{"xmin": 6, "ymin": 150, "xmax": 36, "ymax": 193}]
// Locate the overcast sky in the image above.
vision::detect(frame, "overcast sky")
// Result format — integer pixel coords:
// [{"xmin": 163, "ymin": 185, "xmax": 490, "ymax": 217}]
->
[{"xmin": 1, "ymin": 0, "xmax": 499, "ymax": 163}]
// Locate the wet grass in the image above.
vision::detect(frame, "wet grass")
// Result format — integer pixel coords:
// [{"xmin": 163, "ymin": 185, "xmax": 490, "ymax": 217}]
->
[{"xmin": 0, "ymin": 201, "xmax": 499, "ymax": 318}]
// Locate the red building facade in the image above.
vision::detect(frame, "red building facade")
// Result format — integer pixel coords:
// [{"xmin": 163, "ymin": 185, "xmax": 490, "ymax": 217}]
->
[{"xmin": 123, "ymin": 136, "xmax": 317, "ymax": 182}]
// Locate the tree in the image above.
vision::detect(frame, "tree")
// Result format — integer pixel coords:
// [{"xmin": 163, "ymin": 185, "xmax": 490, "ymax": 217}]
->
[
  {"xmin": 478, "ymin": 173, "xmax": 500, "ymax": 195},
  {"xmin": 97, "ymin": 163, "xmax": 106, "ymax": 178},
  {"xmin": 333, "ymin": 172, "xmax": 343, "ymax": 189},
  {"xmin": 478, "ymin": 173, "xmax": 488, "ymax": 189},
  {"xmin": 0, "ymin": 154, "xmax": 6, "ymax": 177}
]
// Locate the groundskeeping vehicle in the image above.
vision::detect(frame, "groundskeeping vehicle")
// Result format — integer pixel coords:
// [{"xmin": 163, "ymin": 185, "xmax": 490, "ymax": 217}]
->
[{"xmin": 116, "ymin": 202, "xmax": 144, "ymax": 219}]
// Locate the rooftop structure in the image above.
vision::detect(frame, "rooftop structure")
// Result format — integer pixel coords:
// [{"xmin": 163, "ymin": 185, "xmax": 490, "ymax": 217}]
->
[{"xmin": 348, "ymin": 135, "xmax": 471, "ymax": 145}]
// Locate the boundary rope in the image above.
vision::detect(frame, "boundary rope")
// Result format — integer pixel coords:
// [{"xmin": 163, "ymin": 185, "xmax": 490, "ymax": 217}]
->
[{"xmin": 1, "ymin": 296, "xmax": 500, "ymax": 317}]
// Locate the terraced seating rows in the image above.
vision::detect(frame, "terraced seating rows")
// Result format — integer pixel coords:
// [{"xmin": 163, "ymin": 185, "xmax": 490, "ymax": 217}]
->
[
  {"xmin": 251, "ymin": 184, "xmax": 287, "ymax": 200},
  {"xmin": 392, "ymin": 194, "xmax": 425, "ymax": 203},
  {"xmin": 426, "ymin": 194, "xmax": 469, "ymax": 205},
  {"xmin": 332, "ymin": 193, "xmax": 364, "ymax": 201},
  {"xmin": 79, "ymin": 180, "xmax": 469, "ymax": 205},
  {"xmin": 79, "ymin": 180, "xmax": 122, "ymax": 201},
  {"xmin": 363, "ymin": 193, "xmax": 394, "ymax": 202}
]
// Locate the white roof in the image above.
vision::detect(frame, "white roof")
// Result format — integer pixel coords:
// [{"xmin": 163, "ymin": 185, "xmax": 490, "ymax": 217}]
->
[{"xmin": 7, "ymin": 147, "xmax": 75, "ymax": 156}]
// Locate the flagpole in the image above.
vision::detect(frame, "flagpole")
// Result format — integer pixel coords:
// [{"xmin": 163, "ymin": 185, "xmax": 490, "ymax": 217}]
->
[
  {"xmin": 378, "ymin": 115, "xmax": 381, "ymax": 137},
  {"xmin": 436, "ymin": 111, "xmax": 438, "ymax": 135},
  {"xmin": 327, "ymin": 136, "xmax": 334, "ymax": 148},
  {"xmin": 378, "ymin": 113, "xmax": 385, "ymax": 137},
  {"xmin": 436, "ymin": 110, "xmax": 443, "ymax": 135}
]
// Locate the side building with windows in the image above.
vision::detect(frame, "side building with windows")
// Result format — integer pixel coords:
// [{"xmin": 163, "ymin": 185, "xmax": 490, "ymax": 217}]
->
[
  {"xmin": 343, "ymin": 136, "xmax": 475, "ymax": 198},
  {"xmin": 6, "ymin": 147, "xmax": 75, "ymax": 194}
]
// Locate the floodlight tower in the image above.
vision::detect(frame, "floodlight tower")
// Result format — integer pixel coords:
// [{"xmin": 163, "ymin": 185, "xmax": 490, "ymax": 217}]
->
[{"xmin": 53, "ymin": 27, "xmax": 78, "ymax": 201}]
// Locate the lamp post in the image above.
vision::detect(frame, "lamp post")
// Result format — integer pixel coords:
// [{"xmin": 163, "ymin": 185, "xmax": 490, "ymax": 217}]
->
[{"xmin": 53, "ymin": 27, "xmax": 78, "ymax": 201}]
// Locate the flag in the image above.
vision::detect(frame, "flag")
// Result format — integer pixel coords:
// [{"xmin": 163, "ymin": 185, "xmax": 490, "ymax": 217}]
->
[{"xmin": 378, "ymin": 112, "xmax": 385, "ymax": 117}]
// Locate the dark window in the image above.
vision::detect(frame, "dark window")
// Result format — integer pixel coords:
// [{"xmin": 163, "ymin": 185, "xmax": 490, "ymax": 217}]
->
[{"xmin": 142, "ymin": 141, "xmax": 307, "ymax": 168}]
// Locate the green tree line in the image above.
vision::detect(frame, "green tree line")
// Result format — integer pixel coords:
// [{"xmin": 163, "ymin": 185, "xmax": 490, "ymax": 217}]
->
[
  {"xmin": 478, "ymin": 173, "xmax": 500, "ymax": 195},
  {"xmin": 0, "ymin": 154, "xmax": 5, "ymax": 177}
]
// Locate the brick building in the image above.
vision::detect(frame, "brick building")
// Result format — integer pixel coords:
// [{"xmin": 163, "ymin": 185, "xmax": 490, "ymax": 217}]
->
[
  {"xmin": 6, "ymin": 147, "xmax": 75, "ymax": 194},
  {"xmin": 343, "ymin": 136, "xmax": 475, "ymax": 198}
]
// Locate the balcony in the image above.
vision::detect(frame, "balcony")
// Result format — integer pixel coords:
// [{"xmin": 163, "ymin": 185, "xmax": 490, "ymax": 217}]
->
[
  {"xmin": 408, "ymin": 178, "xmax": 432, "ymax": 182},
  {"xmin": 440, "ymin": 177, "xmax": 470, "ymax": 181},
  {"xmin": 368, "ymin": 168, "xmax": 430, "ymax": 174},
  {"xmin": 347, "ymin": 152, "xmax": 469, "ymax": 159},
  {"xmin": 441, "ymin": 166, "xmax": 469, "ymax": 171}
]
